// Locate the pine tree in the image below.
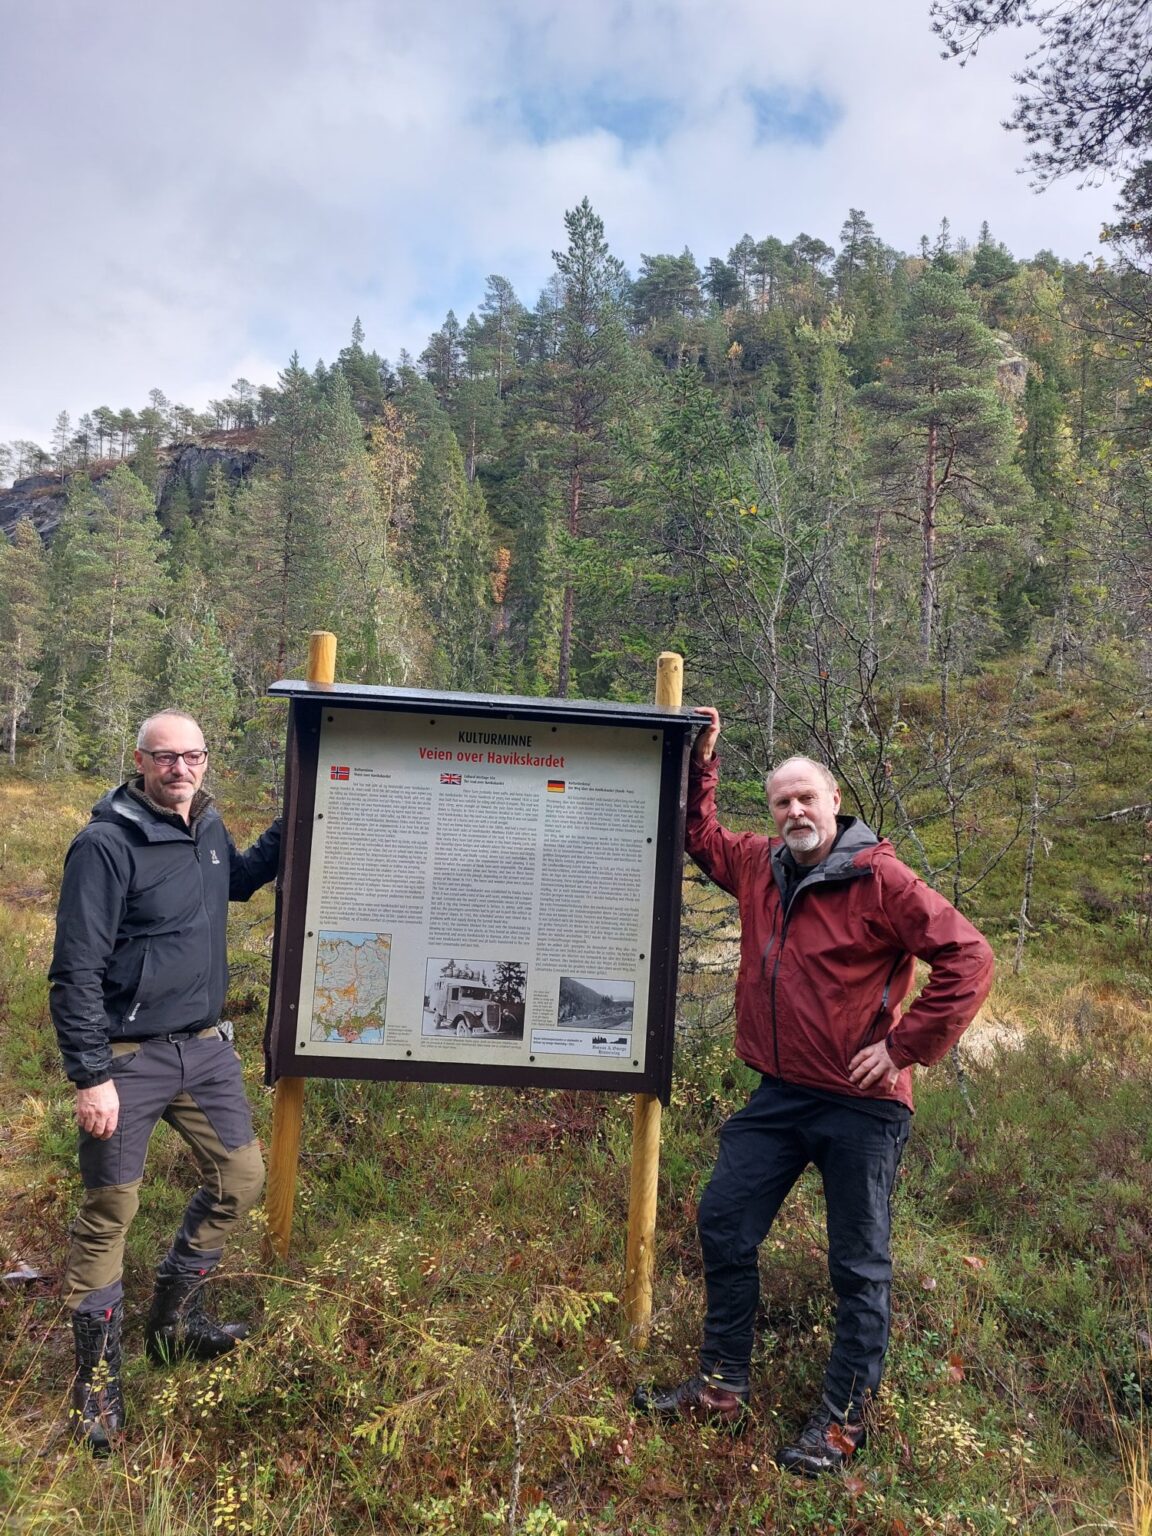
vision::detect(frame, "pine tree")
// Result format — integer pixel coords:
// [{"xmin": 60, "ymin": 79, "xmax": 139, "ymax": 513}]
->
[
  {"xmin": 52, "ymin": 411, "xmax": 72, "ymax": 480},
  {"xmin": 0, "ymin": 520, "xmax": 48, "ymax": 762},
  {"xmin": 703, "ymin": 256, "xmax": 742, "ymax": 310},
  {"xmin": 33, "ymin": 476, "xmax": 97, "ymax": 772},
  {"xmin": 607, "ymin": 363, "xmax": 751, "ymax": 702},
  {"xmin": 451, "ymin": 374, "xmax": 503, "ymax": 484},
  {"xmin": 862, "ymin": 268, "xmax": 1027, "ymax": 663},
  {"xmin": 496, "ymin": 416, "xmax": 563, "ymax": 693},
  {"xmin": 399, "ymin": 376, "xmax": 493, "ymax": 687},
  {"xmin": 475, "ymin": 276, "xmax": 524, "ymax": 395},
  {"xmin": 84, "ymin": 465, "xmax": 169, "ymax": 773},
  {"xmin": 316, "ymin": 372, "xmax": 426, "ymax": 684},
  {"xmin": 35, "ymin": 467, "xmax": 168, "ymax": 773},
  {"xmin": 160, "ymin": 583, "xmax": 239, "ymax": 758},
  {"xmin": 265, "ymin": 353, "xmax": 327, "ymax": 678},
  {"xmin": 336, "ymin": 318, "xmax": 390, "ymax": 420},
  {"xmin": 420, "ymin": 312, "xmax": 465, "ymax": 407},
  {"xmin": 834, "ymin": 209, "xmax": 879, "ymax": 298},
  {"xmin": 93, "ymin": 407, "xmax": 119, "ymax": 459},
  {"xmin": 539, "ymin": 198, "xmax": 636, "ymax": 695}
]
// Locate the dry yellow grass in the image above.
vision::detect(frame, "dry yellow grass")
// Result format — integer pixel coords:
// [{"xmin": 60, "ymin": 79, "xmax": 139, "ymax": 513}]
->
[
  {"xmin": 1121, "ymin": 1433, "xmax": 1152, "ymax": 1536},
  {"xmin": 956, "ymin": 975, "xmax": 1152, "ymax": 1067}
]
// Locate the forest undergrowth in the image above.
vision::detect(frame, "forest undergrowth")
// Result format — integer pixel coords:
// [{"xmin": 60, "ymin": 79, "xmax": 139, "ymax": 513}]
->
[{"xmin": 1, "ymin": 688, "xmax": 1150, "ymax": 1535}]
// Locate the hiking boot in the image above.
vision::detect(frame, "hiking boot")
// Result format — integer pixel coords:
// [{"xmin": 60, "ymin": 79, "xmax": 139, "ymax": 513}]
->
[
  {"xmin": 777, "ymin": 1402, "xmax": 866, "ymax": 1477},
  {"xmin": 633, "ymin": 1372, "xmax": 750, "ymax": 1431},
  {"xmin": 70, "ymin": 1303, "xmax": 125, "ymax": 1456},
  {"xmin": 145, "ymin": 1272, "xmax": 249, "ymax": 1365}
]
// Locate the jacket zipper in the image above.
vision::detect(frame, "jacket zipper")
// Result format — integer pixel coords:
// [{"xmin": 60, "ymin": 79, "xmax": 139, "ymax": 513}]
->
[
  {"xmin": 768, "ymin": 912, "xmax": 791, "ymax": 1076},
  {"xmin": 765, "ymin": 860, "xmax": 871, "ymax": 1078},
  {"xmin": 759, "ymin": 909, "xmax": 782, "ymax": 1075},
  {"xmin": 126, "ymin": 939, "xmax": 153, "ymax": 1022},
  {"xmin": 196, "ymin": 832, "xmax": 212, "ymax": 1004}
]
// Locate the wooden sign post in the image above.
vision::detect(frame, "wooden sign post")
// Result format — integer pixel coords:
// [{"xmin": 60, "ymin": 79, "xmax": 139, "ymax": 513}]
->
[
  {"xmin": 624, "ymin": 651, "xmax": 682, "ymax": 1347},
  {"xmin": 264, "ymin": 630, "xmax": 335, "ymax": 1259}
]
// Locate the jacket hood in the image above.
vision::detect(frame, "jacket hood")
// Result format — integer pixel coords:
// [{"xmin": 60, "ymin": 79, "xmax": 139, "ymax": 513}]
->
[
  {"xmin": 89, "ymin": 782, "xmax": 214, "ymax": 843},
  {"xmin": 826, "ymin": 814, "xmax": 881, "ymax": 866},
  {"xmin": 771, "ymin": 813, "xmax": 880, "ymax": 886}
]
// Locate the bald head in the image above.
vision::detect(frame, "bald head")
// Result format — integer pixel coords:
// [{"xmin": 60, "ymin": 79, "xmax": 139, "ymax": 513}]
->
[
  {"xmin": 766, "ymin": 755, "xmax": 838, "ymax": 798},
  {"xmin": 137, "ymin": 709, "xmax": 203, "ymax": 750},
  {"xmin": 765, "ymin": 756, "xmax": 841, "ymax": 866}
]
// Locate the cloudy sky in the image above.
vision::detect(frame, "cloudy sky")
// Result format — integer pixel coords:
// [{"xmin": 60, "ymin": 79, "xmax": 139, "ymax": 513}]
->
[{"xmin": 0, "ymin": 0, "xmax": 1123, "ymax": 450}]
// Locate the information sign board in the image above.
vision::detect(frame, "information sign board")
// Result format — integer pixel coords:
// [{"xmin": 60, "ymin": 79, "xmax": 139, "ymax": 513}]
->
[{"xmin": 264, "ymin": 682, "xmax": 693, "ymax": 1102}]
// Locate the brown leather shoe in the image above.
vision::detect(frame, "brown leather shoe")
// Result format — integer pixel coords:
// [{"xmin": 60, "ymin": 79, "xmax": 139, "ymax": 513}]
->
[{"xmin": 632, "ymin": 1373, "xmax": 750, "ymax": 1430}]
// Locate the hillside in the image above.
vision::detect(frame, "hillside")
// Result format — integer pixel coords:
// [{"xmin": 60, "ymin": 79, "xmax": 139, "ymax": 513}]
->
[
  {"xmin": 2, "ymin": 206, "xmax": 1150, "ymax": 798},
  {"xmin": 1, "ymin": 743, "xmax": 1150, "ymax": 1534},
  {"xmin": 2, "ymin": 200, "xmax": 1152, "ymax": 1529}
]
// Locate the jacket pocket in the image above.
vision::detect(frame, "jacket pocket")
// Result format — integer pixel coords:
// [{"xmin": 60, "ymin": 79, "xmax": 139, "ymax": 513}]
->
[
  {"xmin": 852, "ymin": 1009, "xmax": 885, "ymax": 1056},
  {"xmin": 852, "ymin": 954, "xmax": 907, "ymax": 1056},
  {"xmin": 121, "ymin": 938, "xmax": 153, "ymax": 1025},
  {"xmin": 121, "ymin": 933, "xmax": 209, "ymax": 1027}
]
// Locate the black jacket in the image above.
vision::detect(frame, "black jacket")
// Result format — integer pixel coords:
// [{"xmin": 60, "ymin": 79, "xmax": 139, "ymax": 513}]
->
[{"xmin": 49, "ymin": 783, "xmax": 281, "ymax": 1088}]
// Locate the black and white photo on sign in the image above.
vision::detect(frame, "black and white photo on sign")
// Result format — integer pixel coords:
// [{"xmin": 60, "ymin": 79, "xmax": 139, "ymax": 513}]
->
[
  {"xmin": 422, "ymin": 956, "xmax": 527, "ymax": 1040},
  {"xmin": 556, "ymin": 977, "xmax": 635, "ymax": 1032}
]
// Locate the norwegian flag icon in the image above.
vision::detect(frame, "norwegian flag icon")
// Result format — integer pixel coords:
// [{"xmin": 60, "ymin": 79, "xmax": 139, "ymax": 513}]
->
[{"xmin": 330, "ymin": 765, "xmax": 350, "ymax": 781}]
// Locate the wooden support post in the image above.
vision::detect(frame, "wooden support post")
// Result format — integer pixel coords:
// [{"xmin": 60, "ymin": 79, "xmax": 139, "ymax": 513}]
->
[
  {"xmin": 624, "ymin": 650, "xmax": 683, "ymax": 1347},
  {"xmin": 264, "ymin": 630, "xmax": 336, "ymax": 1260}
]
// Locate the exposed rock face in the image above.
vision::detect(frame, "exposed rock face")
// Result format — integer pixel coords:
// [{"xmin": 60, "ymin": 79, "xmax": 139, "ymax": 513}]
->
[
  {"xmin": 160, "ymin": 433, "xmax": 261, "ymax": 509},
  {"xmin": 993, "ymin": 335, "xmax": 1029, "ymax": 404},
  {"xmin": 0, "ymin": 429, "xmax": 262, "ymax": 542},
  {"xmin": 0, "ymin": 475, "xmax": 71, "ymax": 541}
]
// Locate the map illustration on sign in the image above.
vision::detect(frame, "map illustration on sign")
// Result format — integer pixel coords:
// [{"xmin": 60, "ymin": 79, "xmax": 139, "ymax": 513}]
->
[{"xmin": 309, "ymin": 930, "xmax": 392, "ymax": 1043}]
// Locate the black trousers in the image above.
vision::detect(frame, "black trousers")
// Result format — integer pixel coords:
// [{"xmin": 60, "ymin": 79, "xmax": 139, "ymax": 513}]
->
[{"xmin": 696, "ymin": 1075, "xmax": 909, "ymax": 1414}]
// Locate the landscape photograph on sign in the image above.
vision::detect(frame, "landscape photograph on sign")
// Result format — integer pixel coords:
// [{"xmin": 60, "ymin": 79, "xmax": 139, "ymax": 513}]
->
[
  {"xmin": 309, "ymin": 929, "xmax": 392, "ymax": 1044},
  {"xmin": 557, "ymin": 977, "xmax": 635, "ymax": 1034},
  {"xmin": 530, "ymin": 975, "xmax": 636, "ymax": 1058},
  {"xmin": 421, "ymin": 956, "xmax": 527, "ymax": 1041}
]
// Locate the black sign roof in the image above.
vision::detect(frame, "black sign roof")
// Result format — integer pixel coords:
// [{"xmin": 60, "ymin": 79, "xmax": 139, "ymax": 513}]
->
[{"xmin": 269, "ymin": 679, "xmax": 695, "ymax": 730}]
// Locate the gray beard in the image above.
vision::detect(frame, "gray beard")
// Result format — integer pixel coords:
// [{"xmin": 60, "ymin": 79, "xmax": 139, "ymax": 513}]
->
[{"xmin": 784, "ymin": 826, "xmax": 821, "ymax": 854}]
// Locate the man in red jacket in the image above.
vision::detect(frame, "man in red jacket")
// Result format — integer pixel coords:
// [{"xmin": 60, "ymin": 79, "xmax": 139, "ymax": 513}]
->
[{"xmin": 635, "ymin": 708, "xmax": 994, "ymax": 1475}]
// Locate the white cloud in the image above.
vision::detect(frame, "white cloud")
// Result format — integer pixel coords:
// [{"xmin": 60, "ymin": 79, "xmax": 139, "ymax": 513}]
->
[{"xmin": 0, "ymin": 0, "xmax": 1122, "ymax": 447}]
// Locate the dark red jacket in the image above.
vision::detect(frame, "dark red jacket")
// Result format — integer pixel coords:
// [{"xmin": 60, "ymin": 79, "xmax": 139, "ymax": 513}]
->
[{"xmin": 687, "ymin": 758, "xmax": 994, "ymax": 1110}]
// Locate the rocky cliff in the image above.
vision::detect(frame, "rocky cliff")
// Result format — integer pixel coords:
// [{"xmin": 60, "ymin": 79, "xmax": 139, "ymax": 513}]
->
[{"xmin": 0, "ymin": 429, "xmax": 262, "ymax": 542}]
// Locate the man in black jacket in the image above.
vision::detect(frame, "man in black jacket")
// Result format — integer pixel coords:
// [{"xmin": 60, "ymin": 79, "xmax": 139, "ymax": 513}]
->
[{"xmin": 49, "ymin": 709, "xmax": 281, "ymax": 1454}]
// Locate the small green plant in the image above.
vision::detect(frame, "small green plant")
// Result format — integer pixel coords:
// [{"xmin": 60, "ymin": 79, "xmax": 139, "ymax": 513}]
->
[{"xmin": 482, "ymin": 1501, "xmax": 574, "ymax": 1535}]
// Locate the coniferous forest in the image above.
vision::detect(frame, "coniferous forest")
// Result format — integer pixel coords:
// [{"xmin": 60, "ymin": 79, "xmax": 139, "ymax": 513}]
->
[
  {"xmin": 3, "ymin": 198, "xmax": 1152, "ymax": 893},
  {"xmin": 0, "ymin": 208, "xmax": 1148, "ymax": 729}
]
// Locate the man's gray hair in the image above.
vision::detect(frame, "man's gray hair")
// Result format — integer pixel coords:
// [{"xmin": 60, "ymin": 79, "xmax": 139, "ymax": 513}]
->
[
  {"xmin": 765, "ymin": 755, "xmax": 838, "ymax": 795},
  {"xmin": 136, "ymin": 709, "xmax": 204, "ymax": 750}
]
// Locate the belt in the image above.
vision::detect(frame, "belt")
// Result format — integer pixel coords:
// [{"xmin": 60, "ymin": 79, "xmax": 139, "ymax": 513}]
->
[{"xmin": 121, "ymin": 1025, "xmax": 220, "ymax": 1046}]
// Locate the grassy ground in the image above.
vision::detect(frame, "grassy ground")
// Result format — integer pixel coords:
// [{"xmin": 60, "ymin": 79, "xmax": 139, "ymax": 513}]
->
[{"xmin": 1, "ymin": 745, "xmax": 1150, "ymax": 1535}]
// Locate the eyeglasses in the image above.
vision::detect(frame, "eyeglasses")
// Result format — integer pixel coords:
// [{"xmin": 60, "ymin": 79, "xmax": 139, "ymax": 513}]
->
[{"xmin": 139, "ymin": 749, "xmax": 209, "ymax": 768}]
